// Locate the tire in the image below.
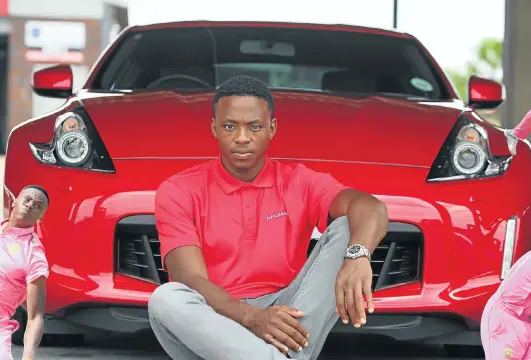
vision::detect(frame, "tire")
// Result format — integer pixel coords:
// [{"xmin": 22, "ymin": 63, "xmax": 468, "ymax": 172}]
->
[{"xmin": 11, "ymin": 308, "xmax": 85, "ymax": 347}]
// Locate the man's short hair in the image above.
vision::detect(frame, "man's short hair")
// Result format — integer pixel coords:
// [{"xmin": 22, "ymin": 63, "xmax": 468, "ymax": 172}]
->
[
  {"xmin": 213, "ymin": 76, "xmax": 274, "ymax": 117},
  {"xmin": 21, "ymin": 185, "xmax": 50, "ymax": 206}
]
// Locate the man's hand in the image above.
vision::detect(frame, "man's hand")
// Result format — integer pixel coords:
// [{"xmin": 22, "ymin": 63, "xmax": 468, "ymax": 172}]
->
[
  {"xmin": 335, "ymin": 257, "xmax": 374, "ymax": 327},
  {"xmin": 247, "ymin": 305, "xmax": 309, "ymax": 355}
]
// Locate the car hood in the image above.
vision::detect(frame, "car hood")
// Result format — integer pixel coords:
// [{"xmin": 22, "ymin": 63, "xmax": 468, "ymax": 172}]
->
[{"xmin": 78, "ymin": 90, "xmax": 465, "ymax": 168}]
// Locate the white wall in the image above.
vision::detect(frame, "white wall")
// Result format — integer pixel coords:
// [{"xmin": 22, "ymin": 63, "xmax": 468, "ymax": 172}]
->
[{"xmin": 127, "ymin": 0, "xmax": 395, "ymax": 28}]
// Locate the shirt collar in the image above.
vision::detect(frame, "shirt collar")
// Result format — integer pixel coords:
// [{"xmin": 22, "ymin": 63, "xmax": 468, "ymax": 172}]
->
[
  {"xmin": 1, "ymin": 219, "xmax": 35, "ymax": 237},
  {"xmin": 213, "ymin": 154, "xmax": 275, "ymax": 194}
]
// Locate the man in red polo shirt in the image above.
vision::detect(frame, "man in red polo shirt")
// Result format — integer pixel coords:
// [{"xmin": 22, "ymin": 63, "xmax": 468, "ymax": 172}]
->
[{"xmin": 149, "ymin": 76, "xmax": 388, "ymax": 360}]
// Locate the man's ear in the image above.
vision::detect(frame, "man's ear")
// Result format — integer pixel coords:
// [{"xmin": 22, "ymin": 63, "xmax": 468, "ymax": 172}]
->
[
  {"xmin": 39, "ymin": 207, "xmax": 49, "ymax": 221},
  {"xmin": 211, "ymin": 118, "xmax": 217, "ymax": 139},
  {"xmin": 269, "ymin": 118, "xmax": 278, "ymax": 139}
]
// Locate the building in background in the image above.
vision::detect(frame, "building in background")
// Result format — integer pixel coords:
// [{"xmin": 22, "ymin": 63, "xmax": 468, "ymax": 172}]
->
[{"xmin": 0, "ymin": 0, "xmax": 128, "ymax": 154}]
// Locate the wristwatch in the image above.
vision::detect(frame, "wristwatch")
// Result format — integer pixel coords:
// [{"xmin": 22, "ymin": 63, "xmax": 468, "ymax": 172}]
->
[{"xmin": 345, "ymin": 244, "xmax": 371, "ymax": 262}]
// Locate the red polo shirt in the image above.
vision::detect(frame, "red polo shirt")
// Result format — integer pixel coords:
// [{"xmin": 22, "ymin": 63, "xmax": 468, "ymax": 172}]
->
[{"xmin": 155, "ymin": 155, "xmax": 349, "ymax": 299}]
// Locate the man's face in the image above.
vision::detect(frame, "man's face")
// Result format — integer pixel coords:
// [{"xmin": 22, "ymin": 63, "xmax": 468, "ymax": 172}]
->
[
  {"xmin": 211, "ymin": 96, "xmax": 277, "ymax": 176},
  {"xmin": 11, "ymin": 188, "xmax": 49, "ymax": 227}
]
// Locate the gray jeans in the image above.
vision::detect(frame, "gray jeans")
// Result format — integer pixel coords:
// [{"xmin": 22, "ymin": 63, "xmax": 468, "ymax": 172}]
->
[{"xmin": 148, "ymin": 216, "xmax": 351, "ymax": 360}]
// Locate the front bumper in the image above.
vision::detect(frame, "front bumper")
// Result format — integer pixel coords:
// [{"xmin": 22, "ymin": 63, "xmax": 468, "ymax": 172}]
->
[{"xmin": 36, "ymin": 186, "xmax": 514, "ymax": 346}]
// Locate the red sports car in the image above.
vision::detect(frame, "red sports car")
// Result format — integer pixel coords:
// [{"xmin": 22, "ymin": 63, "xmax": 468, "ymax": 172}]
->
[{"xmin": 4, "ymin": 21, "xmax": 530, "ymax": 351}]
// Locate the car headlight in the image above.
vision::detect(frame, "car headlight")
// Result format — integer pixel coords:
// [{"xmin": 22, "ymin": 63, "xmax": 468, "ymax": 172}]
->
[
  {"xmin": 427, "ymin": 116, "xmax": 511, "ymax": 182},
  {"xmin": 29, "ymin": 108, "xmax": 115, "ymax": 173},
  {"xmin": 451, "ymin": 141, "xmax": 487, "ymax": 175}
]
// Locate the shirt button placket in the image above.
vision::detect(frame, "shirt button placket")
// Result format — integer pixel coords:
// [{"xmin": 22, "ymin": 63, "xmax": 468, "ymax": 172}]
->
[{"xmin": 242, "ymin": 189, "xmax": 254, "ymax": 237}]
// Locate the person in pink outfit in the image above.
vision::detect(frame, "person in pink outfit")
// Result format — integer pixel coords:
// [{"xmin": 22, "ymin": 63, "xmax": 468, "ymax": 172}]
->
[
  {"xmin": 512, "ymin": 109, "xmax": 531, "ymax": 139},
  {"xmin": 481, "ymin": 250, "xmax": 531, "ymax": 360},
  {"xmin": 507, "ymin": 109, "xmax": 531, "ymax": 155},
  {"xmin": 0, "ymin": 185, "xmax": 49, "ymax": 360},
  {"xmin": 484, "ymin": 110, "xmax": 531, "ymax": 360}
]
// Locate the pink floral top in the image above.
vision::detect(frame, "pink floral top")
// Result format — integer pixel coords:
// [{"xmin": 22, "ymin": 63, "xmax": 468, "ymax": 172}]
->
[{"xmin": 0, "ymin": 221, "xmax": 48, "ymax": 359}]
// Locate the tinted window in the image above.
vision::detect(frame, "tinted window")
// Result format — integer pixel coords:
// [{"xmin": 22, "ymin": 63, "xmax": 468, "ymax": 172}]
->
[{"xmin": 92, "ymin": 26, "xmax": 450, "ymax": 100}]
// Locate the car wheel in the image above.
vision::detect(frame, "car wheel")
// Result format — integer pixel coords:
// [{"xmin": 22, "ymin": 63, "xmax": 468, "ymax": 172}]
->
[{"xmin": 11, "ymin": 308, "xmax": 85, "ymax": 347}]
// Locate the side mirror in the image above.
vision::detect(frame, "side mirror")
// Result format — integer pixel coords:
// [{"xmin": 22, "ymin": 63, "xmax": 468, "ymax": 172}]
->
[
  {"xmin": 31, "ymin": 65, "xmax": 73, "ymax": 99},
  {"xmin": 467, "ymin": 75, "xmax": 505, "ymax": 110}
]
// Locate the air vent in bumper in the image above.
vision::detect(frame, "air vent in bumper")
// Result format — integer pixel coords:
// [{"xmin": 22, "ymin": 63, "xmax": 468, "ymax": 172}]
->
[{"xmin": 115, "ymin": 216, "xmax": 422, "ymax": 291}]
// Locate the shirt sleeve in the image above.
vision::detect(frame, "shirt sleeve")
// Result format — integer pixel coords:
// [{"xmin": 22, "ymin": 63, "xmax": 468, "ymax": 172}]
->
[
  {"xmin": 295, "ymin": 165, "xmax": 350, "ymax": 233},
  {"xmin": 155, "ymin": 179, "xmax": 201, "ymax": 271},
  {"xmin": 26, "ymin": 237, "xmax": 49, "ymax": 284}
]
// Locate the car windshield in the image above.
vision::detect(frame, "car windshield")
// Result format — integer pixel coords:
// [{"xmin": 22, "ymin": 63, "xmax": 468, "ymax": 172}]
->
[{"xmin": 91, "ymin": 25, "xmax": 450, "ymax": 100}]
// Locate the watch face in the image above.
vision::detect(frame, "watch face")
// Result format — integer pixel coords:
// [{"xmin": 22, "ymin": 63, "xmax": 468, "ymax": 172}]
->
[{"xmin": 348, "ymin": 245, "xmax": 361, "ymax": 255}]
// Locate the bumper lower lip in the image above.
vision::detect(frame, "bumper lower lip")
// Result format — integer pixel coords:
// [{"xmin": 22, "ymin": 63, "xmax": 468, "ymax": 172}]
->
[{"xmin": 37, "ymin": 305, "xmax": 481, "ymax": 345}]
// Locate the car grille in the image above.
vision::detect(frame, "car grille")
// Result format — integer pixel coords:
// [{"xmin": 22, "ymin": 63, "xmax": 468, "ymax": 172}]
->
[{"xmin": 115, "ymin": 216, "xmax": 422, "ymax": 291}]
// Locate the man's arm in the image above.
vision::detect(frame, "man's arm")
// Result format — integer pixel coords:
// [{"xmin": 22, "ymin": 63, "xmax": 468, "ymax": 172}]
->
[
  {"xmin": 298, "ymin": 165, "xmax": 388, "ymax": 326},
  {"xmin": 329, "ymin": 188, "xmax": 388, "ymax": 253},
  {"xmin": 329, "ymin": 189, "xmax": 388, "ymax": 327},
  {"xmin": 164, "ymin": 246, "xmax": 258, "ymax": 328},
  {"xmin": 22, "ymin": 276, "xmax": 46, "ymax": 360}
]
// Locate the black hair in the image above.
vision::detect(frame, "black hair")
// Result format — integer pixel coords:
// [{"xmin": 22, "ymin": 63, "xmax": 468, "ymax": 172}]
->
[
  {"xmin": 21, "ymin": 185, "xmax": 50, "ymax": 206},
  {"xmin": 213, "ymin": 76, "xmax": 274, "ymax": 117}
]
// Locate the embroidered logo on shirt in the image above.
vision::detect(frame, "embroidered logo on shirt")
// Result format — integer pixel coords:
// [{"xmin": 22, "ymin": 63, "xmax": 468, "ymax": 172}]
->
[
  {"xmin": 505, "ymin": 345, "xmax": 512, "ymax": 359},
  {"xmin": 266, "ymin": 211, "xmax": 288, "ymax": 221},
  {"xmin": 8, "ymin": 243, "xmax": 21, "ymax": 255}
]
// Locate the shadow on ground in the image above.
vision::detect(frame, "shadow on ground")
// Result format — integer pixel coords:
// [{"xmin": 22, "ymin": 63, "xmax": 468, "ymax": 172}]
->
[{"xmin": 12, "ymin": 332, "xmax": 485, "ymax": 359}]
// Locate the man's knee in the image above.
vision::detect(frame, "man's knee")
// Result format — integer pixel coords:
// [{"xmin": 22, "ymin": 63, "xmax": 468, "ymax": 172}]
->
[
  {"xmin": 148, "ymin": 282, "xmax": 204, "ymax": 320},
  {"xmin": 327, "ymin": 216, "xmax": 349, "ymax": 232},
  {"xmin": 323, "ymin": 216, "xmax": 350, "ymax": 249}
]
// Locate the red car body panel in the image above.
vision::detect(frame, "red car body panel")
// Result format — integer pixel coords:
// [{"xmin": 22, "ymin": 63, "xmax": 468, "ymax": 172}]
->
[
  {"xmin": 3, "ymin": 21, "xmax": 530, "ymax": 345},
  {"xmin": 80, "ymin": 92, "xmax": 460, "ymax": 164}
]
